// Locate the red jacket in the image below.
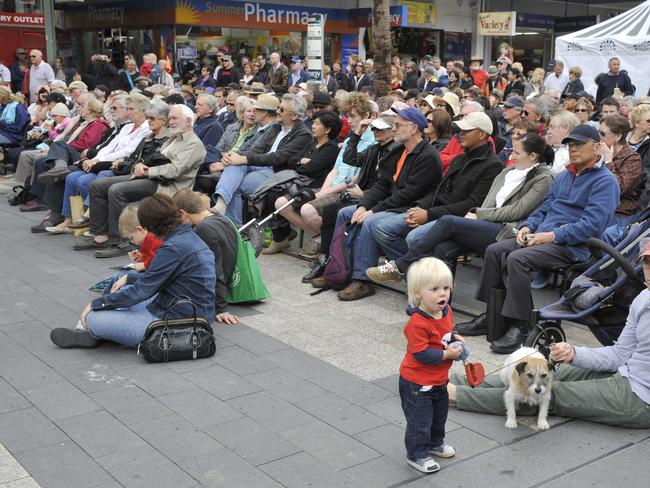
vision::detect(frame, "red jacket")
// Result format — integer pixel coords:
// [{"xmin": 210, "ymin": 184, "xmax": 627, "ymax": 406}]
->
[
  {"xmin": 439, "ymin": 134, "xmax": 496, "ymax": 174},
  {"xmin": 139, "ymin": 232, "xmax": 163, "ymax": 269},
  {"xmin": 69, "ymin": 118, "xmax": 110, "ymax": 152}
]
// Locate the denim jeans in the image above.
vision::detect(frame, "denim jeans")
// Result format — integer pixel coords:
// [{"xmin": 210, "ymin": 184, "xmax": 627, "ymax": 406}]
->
[
  {"xmin": 214, "ymin": 165, "xmax": 274, "ymax": 224},
  {"xmin": 399, "ymin": 376, "xmax": 449, "ymax": 461},
  {"xmin": 101, "ymin": 270, "xmax": 141, "ymax": 296},
  {"xmin": 396, "ymin": 215, "xmax": 504, "ymax": 273},
  {"xmin": 87, "ymin": 296, "xmax": 158, "ymax": 348},
  {"xmin": 371, "ymin": 212, "xmax": 438, "ymax": 261}
]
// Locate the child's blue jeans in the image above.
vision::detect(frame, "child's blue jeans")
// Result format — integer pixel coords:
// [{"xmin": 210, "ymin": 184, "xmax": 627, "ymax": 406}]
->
[{"xmin": 399, "ymin": 376, "xmax": 449, "ymax": 461}]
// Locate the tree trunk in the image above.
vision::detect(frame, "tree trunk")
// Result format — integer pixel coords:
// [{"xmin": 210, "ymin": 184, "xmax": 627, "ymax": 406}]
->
[{"xmin": 372, "ymin": 0, "xmax": 392, "ymax": 97}]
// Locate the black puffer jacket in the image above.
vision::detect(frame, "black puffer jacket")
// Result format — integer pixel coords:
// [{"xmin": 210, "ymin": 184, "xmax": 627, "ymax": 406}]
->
[
  {"xmin": 342, "ymin": 132, "xmax": 397, "ymax": 190},
  {"xmin": 416, "ymin": 142, "xmax": 502, "ymax": 222}
]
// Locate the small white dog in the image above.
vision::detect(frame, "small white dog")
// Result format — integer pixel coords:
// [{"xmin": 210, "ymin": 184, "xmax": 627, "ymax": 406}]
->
[{"xmin": 500, "ymin": 347, "xmax": 553, "ymax": 430}]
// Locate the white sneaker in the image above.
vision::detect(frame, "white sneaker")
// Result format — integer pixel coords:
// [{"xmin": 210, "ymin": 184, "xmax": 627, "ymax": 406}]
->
[
  {"xmin": 407, "ymin": 456, "xmax": 440, "ymax": 473},
  {"xmin": 431, "ymin": 444, "xmax": 456, "ymax": 458}
]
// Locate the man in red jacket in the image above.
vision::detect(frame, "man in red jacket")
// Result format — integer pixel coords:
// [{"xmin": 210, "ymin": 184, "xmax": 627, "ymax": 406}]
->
[{"xmin": 470, "ymin": 56, "xmax": 488, "ymax": 94}]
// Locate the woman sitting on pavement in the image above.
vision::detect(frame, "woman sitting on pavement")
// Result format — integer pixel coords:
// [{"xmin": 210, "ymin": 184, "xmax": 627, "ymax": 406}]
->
[
  {"xmin": 50, "ymin": 194, "xmax": 216, "ymax": 349},
  {"xmin": 174, "ymin": 189, "xmax": 240, "ymax": 325},
  {"xmin": 447, "ymin": 242, "xmax": 650, "ymax": 429},
  {"xmin": 366, "ymin": 133, "xmax": 554, "ymax": 285}
]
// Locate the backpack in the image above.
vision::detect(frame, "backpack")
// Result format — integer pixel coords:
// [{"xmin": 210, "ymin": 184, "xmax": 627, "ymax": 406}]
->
[{"xmin": 321, "ymin": 222, "xmax": 360, "ymax": 290}]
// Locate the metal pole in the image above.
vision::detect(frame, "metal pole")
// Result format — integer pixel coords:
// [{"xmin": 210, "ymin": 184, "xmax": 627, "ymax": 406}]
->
[{"xmin": 43, "ymin": 0, "xmax": 57, "ymax": 61}]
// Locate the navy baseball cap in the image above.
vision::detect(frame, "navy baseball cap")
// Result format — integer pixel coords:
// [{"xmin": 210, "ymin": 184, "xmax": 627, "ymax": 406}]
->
[
  {"xmin": 562, "ymin": 124, "xmax": 600, "ymax": 144},
  {"xmin": 391, "ymin": 107, "xmax": 428, "ymax": 131},
  {"xmin": 503, "ymin": 96, "xmax": 524, "ymax": 108},
  {"xmin": 291, "ymin": 56, "xmax": 301, "ymax": 63}
]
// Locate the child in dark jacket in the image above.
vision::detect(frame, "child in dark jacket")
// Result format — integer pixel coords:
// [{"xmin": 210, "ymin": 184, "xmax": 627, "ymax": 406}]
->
[{"xmin": 400, "ymin": 257, "xmax": 467, "ymax": 474}]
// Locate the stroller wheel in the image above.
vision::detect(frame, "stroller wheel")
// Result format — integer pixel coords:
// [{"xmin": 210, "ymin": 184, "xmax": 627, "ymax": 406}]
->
[
  {"xmin": 240, "ymin": 225, "xmax": 265, "ymax": 257},
  {"xmin": 524, "ymin": 321, "xmax": 566, "ymax": 358}
]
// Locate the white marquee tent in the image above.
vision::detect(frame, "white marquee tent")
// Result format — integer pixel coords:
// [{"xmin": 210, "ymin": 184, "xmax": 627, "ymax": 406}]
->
[{"xmin": 556, "ymin": 0, "xmax": 650, "ymax": 98}]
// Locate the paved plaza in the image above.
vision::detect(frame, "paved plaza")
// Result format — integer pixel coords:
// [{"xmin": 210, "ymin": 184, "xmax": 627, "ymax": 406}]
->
[{"xmin": 0, "ymin": 180, "xmax": 649, "ymax": 488}]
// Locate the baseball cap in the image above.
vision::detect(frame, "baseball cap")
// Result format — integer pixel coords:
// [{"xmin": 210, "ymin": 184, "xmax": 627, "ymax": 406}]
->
[
  {"xmin": 370, "ymin": 117, "xmax": 393, "ymax": 130},
  {"xmin": 254, "ymin": 93, "xmax": 280, "ymax": 111},
  {"xmin": 487, "ymin": 66, "xmax": 498, "ymax": 76},
  {"xmin": 221, "ymin": 54, "xmax": 232, "ymax": 62},
  {"xmin": 312, "ymin": 91, "xmax": 332, "ymax": 106},
  {"xmin": 424, "ymin": 67, "xmax": 435, "ymax": 75},
  {"xmin": 291, "ymin": 56, "xmax": 301, "ymax": 63},
  {"xmin": 503, "ymin": 96, "xmax": 524, "ymax": 109},
  {"xmin": 561, "ymin": 124, "xmax": 600, "ymax": 144},
  {"xmin": 16, "ymin": 48, "xmax": 26, "ymax": 55},
  {"xmin": 454, "ymin": 112, "xmax": 493, "ymax": 135},
  {"xmin": 391, "ymin": 106, "xmax": 428, "ymax": 131},
  {"xmin": 404, "ymin": 89, "xmax": 419, "ymax": 101},
  {"xmin": 46, "ymin": 92, "xmax": 66, "ymax": 104},
  {"xmin": 50, "ymin": 102, "xmax": 70, "ymax": 117}
]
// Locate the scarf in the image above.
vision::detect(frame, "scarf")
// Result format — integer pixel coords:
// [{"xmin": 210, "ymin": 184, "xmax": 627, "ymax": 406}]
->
[{"xmin": 0, "ymin": 101, "xmax": 18, "ymax": 125}]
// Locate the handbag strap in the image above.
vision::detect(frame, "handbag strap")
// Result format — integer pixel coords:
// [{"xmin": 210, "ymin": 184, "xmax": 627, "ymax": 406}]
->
[{"xmin": 162, "ymin": 296, "xmax": 199, "ymax": 326}]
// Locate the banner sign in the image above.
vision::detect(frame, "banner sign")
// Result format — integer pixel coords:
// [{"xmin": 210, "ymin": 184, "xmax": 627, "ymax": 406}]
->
[
  {"xmin": 554, "ymin": 15, "xmax": 599, "ymax": 33},
  {"xmin": 399, "ymin": 1, "xmax": 436, "ymax": 26},
  {"xmin": 477, "ymin": 11, "xmax": 516, "ymax": 36},
  {"xmin": 306, "ymin": 14, "xmax": 325, "ymax": 81},
  {"xmin": 0, "ymin": 11, "xmax": 45, "ymax": 28}
]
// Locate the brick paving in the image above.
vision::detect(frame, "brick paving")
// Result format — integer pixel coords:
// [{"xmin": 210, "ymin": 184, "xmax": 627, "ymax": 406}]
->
[{"xmin": 0, "ymin": 180, "xmax": 649, "ymax": 487}]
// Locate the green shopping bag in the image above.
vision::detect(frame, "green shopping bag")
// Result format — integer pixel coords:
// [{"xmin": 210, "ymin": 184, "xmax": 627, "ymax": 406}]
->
[{"xmin": 226, "ymin": 227, "xmax": 270, "ymax": 304}]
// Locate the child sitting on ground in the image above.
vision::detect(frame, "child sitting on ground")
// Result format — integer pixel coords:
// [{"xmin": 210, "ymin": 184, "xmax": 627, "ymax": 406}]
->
[
  {"xmin": 173, "ymin": 189, "xmax": 240, "ymax": 325},
  {"xmin": 399, "ymin": 257, "xmax": 465, "ymax": 474},
  {"xmin": 90, "ymin": 207, "xmax": 163, "ymax": 294}
]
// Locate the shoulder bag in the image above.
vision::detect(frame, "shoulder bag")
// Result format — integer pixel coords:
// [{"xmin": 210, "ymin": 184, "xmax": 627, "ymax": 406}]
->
[{"xmin": 138, "ymin": 296, "xmax": 216, "ymax": 363}]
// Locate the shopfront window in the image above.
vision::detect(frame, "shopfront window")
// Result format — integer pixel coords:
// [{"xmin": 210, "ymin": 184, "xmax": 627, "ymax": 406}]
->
[{"xmin": 0, "ymin": 0, "xmax": 43, "ymax": 14}]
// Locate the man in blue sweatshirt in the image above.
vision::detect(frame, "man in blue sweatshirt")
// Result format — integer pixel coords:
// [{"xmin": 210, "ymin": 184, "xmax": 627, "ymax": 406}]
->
[{"xmin": 458, "ymin": 125, "xmax": 620, "ymax": 354}]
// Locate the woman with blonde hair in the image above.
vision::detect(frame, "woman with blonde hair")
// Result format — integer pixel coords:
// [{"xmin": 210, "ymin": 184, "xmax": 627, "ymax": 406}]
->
[
  {"xmin": 0, "ymin": 85, "xmax": 31, "ymax": 144},
  {"xmin": 391, "ymin": 64, "xmax": 404, "ymax": 90},
  {"xmin": 524, "ymin": 68, "xmax": 546, "ymax": 99}
]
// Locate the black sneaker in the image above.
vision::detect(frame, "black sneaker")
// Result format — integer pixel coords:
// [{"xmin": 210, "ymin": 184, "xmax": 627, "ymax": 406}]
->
[
  {"xmin": 73, "ymin": 236, "xmax": 109, "ymax": 251},
  {"xmin": 50, "ymin": 328, "xmax": 101, "ymax": 348},
  {"xmin": 95, "ymin": 240, "xmax": 136, "ymax": 258},
  {"xmin": 31, "ymin": 214, "xmax": 64, "ymax": 233}
]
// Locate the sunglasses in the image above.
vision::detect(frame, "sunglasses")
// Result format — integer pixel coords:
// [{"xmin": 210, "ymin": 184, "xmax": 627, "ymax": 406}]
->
[
  {"xmin": 575, "ymin": 108, "xmax": 589, "ymax": 113},
  {"xmin": 226, "ymin": 102, "xmax": 235, "ymax": 106}
]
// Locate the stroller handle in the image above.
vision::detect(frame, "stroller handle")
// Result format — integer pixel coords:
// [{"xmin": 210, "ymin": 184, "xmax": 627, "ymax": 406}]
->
[{"xmin": 586, "ymin": 237, "xmax": 638, "ymax": 281}]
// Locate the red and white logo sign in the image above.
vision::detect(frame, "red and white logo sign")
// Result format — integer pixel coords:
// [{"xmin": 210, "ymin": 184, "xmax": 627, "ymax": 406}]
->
[{"xmin": 0, "ymin": 11, "xmax": 45, "ymax": 27}]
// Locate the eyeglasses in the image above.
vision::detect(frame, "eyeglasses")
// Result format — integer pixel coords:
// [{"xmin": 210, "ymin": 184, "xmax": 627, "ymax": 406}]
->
[
  {"xmin": 521, "ymin": 110, "xmax": 529, "ymax": 117},
  {"xmin": 109, "ymin": 106, "xmax": 120, "ymax": 111},
  {"xmin": 575, "ymin": 108, "xmax": 589, "ymax": 113}
]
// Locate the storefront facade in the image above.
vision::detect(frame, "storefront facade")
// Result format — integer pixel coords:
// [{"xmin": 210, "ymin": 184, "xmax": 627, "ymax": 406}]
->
[{"xmin": 58, "ymin": 0, "xmax": 475, "ymax": 72}]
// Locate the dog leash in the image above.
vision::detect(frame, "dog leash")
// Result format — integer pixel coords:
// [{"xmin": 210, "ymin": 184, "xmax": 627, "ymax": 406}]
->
[{"xmin": 477, "ymin": 349, "xmax": 550, "ymax": 378}]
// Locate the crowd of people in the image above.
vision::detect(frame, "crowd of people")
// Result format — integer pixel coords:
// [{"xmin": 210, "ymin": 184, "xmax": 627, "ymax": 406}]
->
[{"xmin": 2, "ymin": 46, "xmax": 650, "ymax": 472}]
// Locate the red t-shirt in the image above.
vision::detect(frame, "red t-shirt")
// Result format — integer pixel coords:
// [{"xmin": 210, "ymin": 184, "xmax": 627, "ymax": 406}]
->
[
  {"xmin": 139, "ymin": 232, "xmax": 163, "ymax": 269},
  {"xmin": 399, "ymin": 308, "xmax": 454, "ymax": 386}
]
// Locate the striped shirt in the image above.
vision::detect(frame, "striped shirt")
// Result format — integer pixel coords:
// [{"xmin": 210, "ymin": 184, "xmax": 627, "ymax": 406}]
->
[{"xmin": 29, "ymin": 62, "xmax": 55, "ymax": 103}]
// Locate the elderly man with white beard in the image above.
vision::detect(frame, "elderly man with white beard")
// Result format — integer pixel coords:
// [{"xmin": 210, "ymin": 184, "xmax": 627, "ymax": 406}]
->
[{"xmin": 75, "ymin": 104, "xmax": 206, "ymax": 257}]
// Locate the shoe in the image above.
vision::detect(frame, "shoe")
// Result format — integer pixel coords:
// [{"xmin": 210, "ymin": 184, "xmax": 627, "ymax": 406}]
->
[
  {"xmin": 490, "ymin": 326, "xmax": 527, "ymax": 354},
  {"xmin": 297, "ymin": 240, "xmax": 320, "ymax": 260},
  {"xmin": 430, "ymin": 444, "xmax": 456, "ymax": 458},
  {"xmin": 37, "ymin": 166, "xmax": 71, "ymax": 184},
  {"xmin": 302, "ymin": 258, "xmax": 327, "ymax": 283},
  {"xmin": 406, "ymin": 457, "xmax": 440, "ymax": 474},
  {"xmin": 31, "ymin": 214, "xmax": 64, "ymax": 233},
  {"xmin": 366, "ymin": 260, "xmax": 403, "ymax": 284},
  {"xmin": 19, "ymin": 201, "xmax": 48, "ymax": 212},
  {"xmin": 68, "ymin": 217, "xmax": 90, "ymax": 229},
  {"xmin": 337, "ymin": 280, "xmax": 375, "ymax": 301},
  {"xmin": 531, "ymin": 271, "xmax": 551, "ymax": 290},
  {"xmin": 50, "ymin": 328, "xmax": 101, "ymax": 348},
  {"xmin": 262, "ymin": 238, "xmax": 291, "ymax": 255},
  {"xmin": 95, "ymin": 240, "xmax": 136, "ymax": 258},
  {"xmin": 311, "ymin": 276, "xmax": 328, "ymax": 288},
  {"xmin": 73, "ymin": 236, "xmax": 109, "ymax": 250},
  {"xmin": 261, "ymin": 229, "xmax": 297, "ymax": 255},
  {"xmin": 45, "ymin": 222, "xmax": 73, "ymax": 234},
  {"xmin": 455, "ymin": 313, "xmax": 487, "ymax": 336}
]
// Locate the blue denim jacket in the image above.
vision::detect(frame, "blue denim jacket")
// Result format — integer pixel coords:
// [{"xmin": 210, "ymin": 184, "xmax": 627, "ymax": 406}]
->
[{"xmin": 91, "ymin": 224, "xmax": 216, "ymax": 321}]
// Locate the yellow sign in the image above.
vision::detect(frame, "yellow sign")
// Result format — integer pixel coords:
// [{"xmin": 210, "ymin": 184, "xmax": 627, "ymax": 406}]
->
[
  {"xmin": 399, "ymin": 1, "xmax": 436, "ymax": 26},
  {"xmin": 478, "ymin": 11, "xmax": 516, "ymax": 36}
]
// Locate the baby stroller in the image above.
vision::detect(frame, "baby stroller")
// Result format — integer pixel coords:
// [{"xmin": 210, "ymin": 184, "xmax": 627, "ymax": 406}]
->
[{"xmin": 527, "ymin": 208, "xmax": 650, "ymax": 354}]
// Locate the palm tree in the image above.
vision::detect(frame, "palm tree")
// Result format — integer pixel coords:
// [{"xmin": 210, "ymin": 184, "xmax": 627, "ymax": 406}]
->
[{"xmin": 372, "ymin": 0, "xmax": 392, "ymax": 97}]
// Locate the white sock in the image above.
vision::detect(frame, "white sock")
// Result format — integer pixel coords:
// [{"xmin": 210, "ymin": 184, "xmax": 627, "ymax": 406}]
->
[{"xmin": 211, "ymin": 196, "xmax": 227, "ymax": 215}]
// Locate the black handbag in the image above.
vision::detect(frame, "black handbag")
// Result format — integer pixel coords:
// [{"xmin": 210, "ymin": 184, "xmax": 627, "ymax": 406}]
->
[{"xmin": 138, "ymin": 297, "xmax": 216, "ymax": 363}]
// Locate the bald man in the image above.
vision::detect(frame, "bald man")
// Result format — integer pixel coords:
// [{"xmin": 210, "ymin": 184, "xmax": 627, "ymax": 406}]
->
[{"xmin": 29, "ymin": 50, "xmax": 55, "ymax": 103}]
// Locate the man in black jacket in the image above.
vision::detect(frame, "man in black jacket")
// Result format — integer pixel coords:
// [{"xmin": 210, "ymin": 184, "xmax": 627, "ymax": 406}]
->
[
  {"xmin": 369, "ymin": 112, "xmax": 502, "ymax": 265},
  {"xmin": 331, "ymin": 107, "xmax": 442, "ymax": 301}
]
